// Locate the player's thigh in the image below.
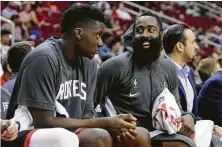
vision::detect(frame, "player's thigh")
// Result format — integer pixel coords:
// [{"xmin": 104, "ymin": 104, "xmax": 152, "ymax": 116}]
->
[{"xmin": 29, "ymin": 128, "xmax": 79, "ymax": 147}]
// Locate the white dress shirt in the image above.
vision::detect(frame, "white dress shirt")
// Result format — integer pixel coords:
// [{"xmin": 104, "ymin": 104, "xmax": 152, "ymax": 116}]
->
[{"xmin": 167, "ymin": 56, "xmax": 195, "ymax": 112}]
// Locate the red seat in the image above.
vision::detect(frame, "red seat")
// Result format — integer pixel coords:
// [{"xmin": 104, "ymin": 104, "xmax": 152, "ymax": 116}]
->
[
  {"xmin": 34, "ymin": 40, "xmax": 43, "ymax": 46},
  {"xmin": 40, "ymin": 25, "xmax": 54, "ymax": 33}
]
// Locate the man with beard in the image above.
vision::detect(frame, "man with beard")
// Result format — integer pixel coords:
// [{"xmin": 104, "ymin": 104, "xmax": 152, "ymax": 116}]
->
[{"xmin": 95, "ymin": 11, "xmax": 196, "ymax": 146}]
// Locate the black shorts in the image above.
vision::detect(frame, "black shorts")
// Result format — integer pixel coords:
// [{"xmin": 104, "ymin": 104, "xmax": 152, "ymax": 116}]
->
[{"xmin": 1, "ymin": 129, "xmax": 37, "ymax": 147}]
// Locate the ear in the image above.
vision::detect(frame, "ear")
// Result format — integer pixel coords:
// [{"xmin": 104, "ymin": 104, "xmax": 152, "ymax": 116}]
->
[
  {"xmin": 175, "ymin": 42, "xmax": 184, "ymax": 52},
  {"xmin": 74, "ymin": 28, "xmax": 83, "ymax": 40}
]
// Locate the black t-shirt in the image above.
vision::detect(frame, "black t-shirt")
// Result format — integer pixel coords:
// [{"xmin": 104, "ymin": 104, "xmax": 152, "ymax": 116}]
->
[{"xmin": 7, "ymin": 37, "xmax": 97, "ymax": 120}]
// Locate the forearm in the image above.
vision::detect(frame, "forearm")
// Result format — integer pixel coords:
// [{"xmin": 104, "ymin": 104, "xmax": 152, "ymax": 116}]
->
[{"xmin": 34, "ymin": 117, "xmax": 109, "ymax": 129}]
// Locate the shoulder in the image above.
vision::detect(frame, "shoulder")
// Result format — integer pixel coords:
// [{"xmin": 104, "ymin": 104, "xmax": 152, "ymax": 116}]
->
[
  {"xmin": 23, "ymin": 38, "xmax": 60, "ymax": 67},
  {"xmin": 200, "ymin": 71, "xmax": 222, "ymax": 98},
  {"xmin": 101, "ymin": 51, "xmax": 132, "ymax": 70},
  {"xmin": 204, "ymin": 71, "xmax": 222, "ymax": 87},
  {"xmin": 158, "ymin": 57, "xmax": 177, "ymax": 74}
]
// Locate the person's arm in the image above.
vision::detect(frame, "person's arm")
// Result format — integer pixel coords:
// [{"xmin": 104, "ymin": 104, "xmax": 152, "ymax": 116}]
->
[
  {"xmin": 30, "ymin": 108, "xmax": 135, "ymax": 130},
  {"xmin": 1, "ymin": 119, "xmax": 18, "ymax": 141},
  {"xmin": 95, "ymin": 58, "xmax": 138, "ymax": 141},
  {"xmin": 94, "ymin": 59, "xmax": 120, "ymax": 107},
  {"xmin": 22, "ymin": 23, "xmax": 30, "ymax": 40}
]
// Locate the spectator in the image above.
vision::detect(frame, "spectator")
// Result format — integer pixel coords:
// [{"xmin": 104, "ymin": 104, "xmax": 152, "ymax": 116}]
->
[
  {"xmin": 104, "ymin": 9, "xmax": 120, "ymax": 32},
  {"xmin": 1, "ymin": 14, "xmax": 29, "ymax": 42},
  {"xmin": 115, "ymin": 2, "xmax": 132, "ymax": 20},
  {"xmin": 44, "ymin": 2, "xmax": 61, "ymax": 16},
  {"xmin": 3, "ymin": 41, "xmax": 33, "ymax": 94},
  {"xmin": 0, "ymin": 60, "xmax": 11, "ymax": 86},
  {"xmin": 33, "ymin": 3, "xmax": 51, "ymax": 27},
  {"xmin": 198, "ymin": 70, "xmax": 222, "ymax": 126},
  {"xmin": 19, "ymin": 2, "xmax": 38, "ymax": 24},
  {"xmin": 197, "ymin": 58, "xmax": 221, "ymax": 94},
  {"xmin": 163, "ymin": 24, "xmax": 200, "ymax": 118},
  {"xmin": 185, "ymin": 2, "xmax": 200, "ymax": 17},
  {"xmin": 1, "ymin": 2, "xmax": 18, "ymax": 19},
  {"xmin": 97, "ymin": 1, "xmax": 110, "ymax": 12},
  {"xmin": 0, "ymin": 30, "xmax": 11, "ymax": 46},
  {"xmin": 25, "ymin": 20, "xmax": 42, "ymax": 40},
  {"xmin": 102, "ymin": 37, "xmax": 121, "ymax": 62},
  {"xmin": 0, "ymin": 30, "xmax": 11, "ymax": 60},
  {"xmin": 99, "ymin": 32, "xmax": 113, "ymax": 59}
]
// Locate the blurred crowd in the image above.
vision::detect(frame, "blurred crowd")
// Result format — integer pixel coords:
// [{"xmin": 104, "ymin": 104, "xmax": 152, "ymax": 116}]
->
[{"xmin": 1, "ymin": 1, "xmax": 222, "ymax": 84}]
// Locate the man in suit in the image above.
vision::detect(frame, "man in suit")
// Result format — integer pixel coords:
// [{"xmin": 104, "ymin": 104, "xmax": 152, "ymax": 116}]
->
[{"xmin": 162, "ymin": 24, "xmax": 200, "ymax": 118}]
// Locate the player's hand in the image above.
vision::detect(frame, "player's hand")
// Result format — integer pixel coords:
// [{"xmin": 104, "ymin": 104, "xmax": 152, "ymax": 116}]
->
[
  {"xmin": 176, "ymin": 114, "xmax": 195, "ymax": 138},
  {"xmin": 1, "ymin": 119, "xmax": 18, "ymax": 141},
  {"xmin": 106, "ymin": 114, "xmax": 137, "ymax": 137},
  {"xmin": 213, "ymin": 125, "xmax": 222, "ymax": 137},
  {"xmin": 117, "ymin": 128, "xmax": 138, "ymax": 143}
]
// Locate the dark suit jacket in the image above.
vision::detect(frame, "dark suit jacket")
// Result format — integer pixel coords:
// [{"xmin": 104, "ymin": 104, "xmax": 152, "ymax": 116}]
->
[{"xmin": 198, "ymin": 71, "xmax": 222, "ymax": 125}]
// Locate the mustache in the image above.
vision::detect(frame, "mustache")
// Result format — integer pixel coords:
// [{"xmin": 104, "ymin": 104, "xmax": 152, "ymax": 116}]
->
[
  {"xmin": 140, "ymin": 36, "xmax": 151, "ymax": 42},
  {"xmin": 132, "ymin": 36, "xmax": 161, "ymax": 47}
]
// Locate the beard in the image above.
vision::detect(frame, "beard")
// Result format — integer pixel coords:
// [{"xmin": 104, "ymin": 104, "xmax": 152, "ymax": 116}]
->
[{"xmin": 132, "ymin": 36, "xmax": 162, "ymax": 65}]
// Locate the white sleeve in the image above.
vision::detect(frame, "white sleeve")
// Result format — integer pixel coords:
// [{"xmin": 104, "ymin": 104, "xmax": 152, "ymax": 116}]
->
[{"xmin": 13, "ymin": 105, "xmax": 33, "ymax": 131}]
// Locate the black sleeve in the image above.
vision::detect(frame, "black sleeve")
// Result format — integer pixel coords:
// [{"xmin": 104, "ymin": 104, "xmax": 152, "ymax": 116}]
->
[
  {"xmin": 18, "ymin": 55, "xmax": 57, "ymax": 111},
  {"xmin": 84, "ymin": 60, "xmax": 97, "ymax": 116},
  {"xmin": 94, "ymin": 59, "xmax": 120, "ymax": 107}
]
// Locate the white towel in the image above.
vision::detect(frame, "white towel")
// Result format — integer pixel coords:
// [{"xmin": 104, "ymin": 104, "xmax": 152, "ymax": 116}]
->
[
  {"xmin": 152, "ymin": 88, "xmax": 214, "ymax": 147},
  {"xmin": 13, "ymin": 100, "xmax": 69, "ymax": 131},
  {"xmin": 152, "ymin": 88, "xmax": 182, "ymax": 134}
]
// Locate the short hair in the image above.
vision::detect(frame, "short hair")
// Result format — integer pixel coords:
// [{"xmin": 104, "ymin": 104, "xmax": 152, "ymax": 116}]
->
[
  {"xmin": 7, "ymin": 41, "xmax": 34, "ymax": 72},
  {"xmin": 61, "ymin": 3, "xmax": 105, "ymax": 34},
  {"xmin": 135, "ymin": 11, "xmax": 163, "ymax": 31},
  {"xmin": 101, "ymin": 32, "xmax": 112, "ymax": 42},
  {"xmin": 163, "ymin": 24, "xmax": 190, "ymax": 54},
  {"xmin": 197, "ymin": 58, "xmax": 218, "ymax": 82},
  {"xmin": 108, "ymin": 36, "xmax": 121, "ymax": 48},
  {"xmin": 11, "ymin": 14, "xmax": 19, "ymax": 21},
  {"xmin": 1, "ymin": 30, "xmax": 11, "ymax": 36}
]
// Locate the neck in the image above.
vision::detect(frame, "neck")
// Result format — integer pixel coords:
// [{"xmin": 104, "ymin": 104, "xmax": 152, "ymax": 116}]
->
[
  {"xmin": 62, "ymin": 37, "xmax": 78, "ymax": 62},
  {"xmin": 168, "ymin": 53, "xmax": 186, "ymax": 67}
]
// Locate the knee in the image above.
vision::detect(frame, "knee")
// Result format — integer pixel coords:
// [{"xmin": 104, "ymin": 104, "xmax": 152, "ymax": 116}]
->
[
  {"xmin": 90, "ymin": 128, "xmax": 112, "ymax": 145},
  {"xmin": 136, "ymin": 127, "xmax": 150, "ymax": 138},
  {"xmin": 54, "ymin": 128, "xmax": 79, "ymax": 147},
  {"xmin": 136, "ymin": 127, "xmax": 151, "ymax": 142}
]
